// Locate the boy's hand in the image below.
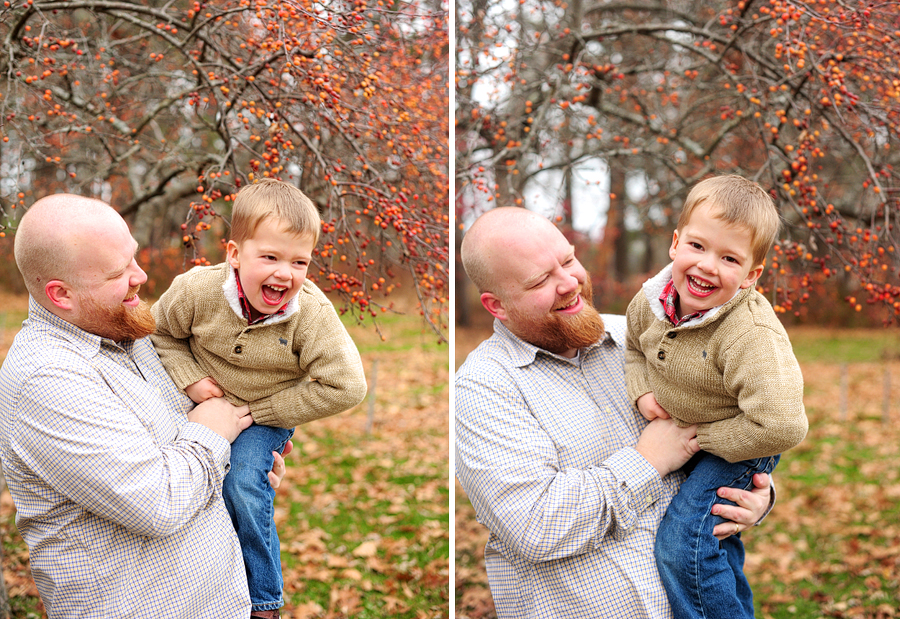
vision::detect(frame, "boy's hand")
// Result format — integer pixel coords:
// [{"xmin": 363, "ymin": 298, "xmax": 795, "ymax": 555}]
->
[
  {"xmin": 635, "ymin": 418, "xmax": 699, "ymax": 477},
  {"xmin": 268, "ymin": 441, "xmax": 294, "ymax": 489},
  {"xmin": 188, "ymin": 398, "xmax": 252, "ymax": 443},
  {"xmin": 636, "ymin": 392, "xmax": 671, "ymax": 421},
  {"xmin": 185, "ymin": 377, "xmax": 225, "ymax": 403}
]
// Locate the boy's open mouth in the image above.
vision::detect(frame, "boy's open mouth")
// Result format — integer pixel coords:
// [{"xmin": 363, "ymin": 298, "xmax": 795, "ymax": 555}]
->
[
  {"xmin": 262, "ymin": 284, "xmax": 287, "ymax": 305},
  {"xmin": 687, "ymin": 275, "xmax": 716, "ymax": 295}
]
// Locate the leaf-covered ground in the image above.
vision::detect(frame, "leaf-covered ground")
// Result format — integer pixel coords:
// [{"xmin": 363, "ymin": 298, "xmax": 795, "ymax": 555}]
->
[
  {"xmin": 0, "ymin": 292, "xmax": 449, "ymax": 618},
  {"xmin": 455, "ymin": 324, "xmax": 900, "ymax": 619}
]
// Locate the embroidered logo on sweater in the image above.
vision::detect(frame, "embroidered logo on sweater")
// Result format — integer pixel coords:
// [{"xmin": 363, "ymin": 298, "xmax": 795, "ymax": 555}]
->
[{"xmin": 279, "ymin": 337, "xmax": 288, "ymax": 346}]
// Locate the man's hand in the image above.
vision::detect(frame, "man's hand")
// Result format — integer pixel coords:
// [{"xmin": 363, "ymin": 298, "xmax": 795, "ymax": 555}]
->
[
  {"xmin": 635, "ymin": 418, "xmax": 699, "ymax": 478},
  {"xmin": 636, "ymin": 392, "xmax": 670, "ymax": 421},
  {"xmin": 187, "ymin": 397, "xmax": 252, "ymax": 443},
  {"xmin": 268, "ymin": 441, "xmax": 294, "ymax": 489},
  {"xmin": 185, "ymin": 377, "xmax": 225, "ymax": 403},
  {"xmin": 712, "ymin": 472, "xmax": 772, "ymax": 540}
]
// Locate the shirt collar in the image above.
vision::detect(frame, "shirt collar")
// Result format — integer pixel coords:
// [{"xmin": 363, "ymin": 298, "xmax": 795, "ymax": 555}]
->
[
  {"xmin": 493, "ymin": 318, "xmax": 612, "ymax": 368},
  {"xmin": 659, "ymin": 278, "xmax": 709, "ymax": 326},
  {"xmin": 233, "ymin": 269, "xmax": 288, "ymax": 325},
  {"xmin": 26, "ymin": 296, "xmax": 133, "ymax": 357}
]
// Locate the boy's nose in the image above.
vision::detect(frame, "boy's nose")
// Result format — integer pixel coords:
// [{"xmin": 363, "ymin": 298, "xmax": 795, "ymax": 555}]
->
[
  {"xmin": 697, "ymin": 255, "xmax": 716, "ymax": 273},
  {"xmin": 274, "ymin": 263, "xmax": 291, "ymax": 279}
]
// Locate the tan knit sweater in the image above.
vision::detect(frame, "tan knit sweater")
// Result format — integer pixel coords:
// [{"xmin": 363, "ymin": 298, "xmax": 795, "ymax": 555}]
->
[
  {"xmin": 625, "ymin": 264, "xmax": 807, "ymax": 463},
  {"xmin": 151, "ymin": 263, "xmax": 367, "ymax": 429}
]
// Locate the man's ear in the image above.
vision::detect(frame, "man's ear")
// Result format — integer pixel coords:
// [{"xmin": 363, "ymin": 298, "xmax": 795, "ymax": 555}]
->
[
  {"xmin": 740, "ymin": 264, "xmax": 765, "ymax": 290},
  {"xmin": 45, "ymin": 280, "xmax": 76, "ymax": 311},
  {"xmin": 226, "ymin": 240, "xmax": 241, "ymax": 269},
  {"xmin": 480, "ymin": 292, "xmax": 507, "ymax": 321}
]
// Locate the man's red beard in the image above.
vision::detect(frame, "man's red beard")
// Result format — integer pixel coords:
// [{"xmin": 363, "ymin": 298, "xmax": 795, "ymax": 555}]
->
[
  {"xmin": 77, "ymin": 288, "xmax": 156, "ymax": 342},
  {"xmin": 507, "ymin": 275, "xmax": 605, "ymax": 354}
]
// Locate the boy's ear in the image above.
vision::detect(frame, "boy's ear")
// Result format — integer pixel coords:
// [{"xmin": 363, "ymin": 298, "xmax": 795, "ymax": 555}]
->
[
  {"xmin": 45, "ymin": 280, "xmax": 76, "ymax": 311},
  {"xmin": 225, "ymin": 240, "xmax": 241, "ymax": 269},
  {"xmin": 480, "ymin": 292, "xmax": 507, "ymax": 321},
  {"xmin": 740, "ymin": 263, "xmax": 765, "ymax": 289},
  {"xmin": 668, "ymin": 230, "xmax": 680, "ymax": 261}
]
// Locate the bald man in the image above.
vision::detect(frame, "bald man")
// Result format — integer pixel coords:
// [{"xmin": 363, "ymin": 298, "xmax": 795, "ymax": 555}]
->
[
  {"xmin": 0, "ymin": 195, "xmax": 277, "ymax": 618},
  {"xmin": 455, "ymin": 207, "xmax": 773, "ymax": 619}
]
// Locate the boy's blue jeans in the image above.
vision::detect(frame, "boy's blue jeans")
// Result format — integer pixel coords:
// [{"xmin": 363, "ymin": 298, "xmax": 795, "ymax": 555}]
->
[
  {"xmin": 223, "ymin": 424, "xmax": 294, "ymax": 612},
  {"xmin": 655, "ymin": 451, "xmax": 780, "ymax": 619}
]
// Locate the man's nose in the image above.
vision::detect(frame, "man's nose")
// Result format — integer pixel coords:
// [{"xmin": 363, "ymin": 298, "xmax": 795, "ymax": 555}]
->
[
  {"xmin": 132, "ymin": 261, "xmax": 148, "ymax": 286},
  {"xmin": 557, "ymin": 270, "xmax": 579, "ymax": 295}
]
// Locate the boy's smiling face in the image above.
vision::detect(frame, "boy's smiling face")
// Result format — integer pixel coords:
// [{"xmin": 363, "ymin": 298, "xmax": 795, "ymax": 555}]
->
[
  {"xmin": 669, "ymin": 202, "xmax": 764, "ymax": 317},
  {"xmin": 226, "ymin": 217, "xmax": 315, "ymax": 317}
]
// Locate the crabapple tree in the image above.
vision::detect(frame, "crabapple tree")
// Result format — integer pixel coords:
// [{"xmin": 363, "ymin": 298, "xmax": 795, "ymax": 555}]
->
[
  {"xmin": 0, "ymin": 0, "xmax": 449, "ymax": 338},
  {"xmin": 457, "ymin": 0, "xmax": 900, "ymax": 323}
]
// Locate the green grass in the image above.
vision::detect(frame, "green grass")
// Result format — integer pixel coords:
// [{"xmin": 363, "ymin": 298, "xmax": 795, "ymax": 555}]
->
[
  {"xmin": 742, "ymin": 350, "xmax": 900, "ymax": 619},
  {"xmin": 787, "ymin": 326, "xmax": 900, "ymax": 363}
]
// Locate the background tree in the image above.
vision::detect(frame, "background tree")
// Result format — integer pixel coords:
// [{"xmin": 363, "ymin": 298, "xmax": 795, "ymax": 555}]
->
[
  {"xmin": 456, "ymin": 0, "xmax": 900, "ymax": 324},
  {"xmin": 0, "ymin": 0, "xmax": 449, "ymax": 339}
]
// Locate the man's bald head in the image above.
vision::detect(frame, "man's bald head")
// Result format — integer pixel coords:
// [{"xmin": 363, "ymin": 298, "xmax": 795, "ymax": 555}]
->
[
  {"xmin": 460, "ymin": 207, "xmax": 564, "ymax": 295},
  {"xmin": 15, "ymin": 194, "xmax": 124, "ymax": 302}
]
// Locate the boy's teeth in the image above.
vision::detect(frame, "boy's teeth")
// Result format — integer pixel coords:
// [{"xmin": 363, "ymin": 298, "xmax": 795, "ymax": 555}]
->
[{"xmin": 689, "ymin": 276, "xmax": 714, "ymax": 291}]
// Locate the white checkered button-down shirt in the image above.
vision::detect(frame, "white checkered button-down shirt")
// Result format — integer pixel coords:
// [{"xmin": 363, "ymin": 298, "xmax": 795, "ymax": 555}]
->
[
  {"xmin": 0, "ymin": 298, "xmax": 250, "ymax": 618},
  {"xmin": 455, "ymin": 315, "xmax": 685, "ymax": 619}
]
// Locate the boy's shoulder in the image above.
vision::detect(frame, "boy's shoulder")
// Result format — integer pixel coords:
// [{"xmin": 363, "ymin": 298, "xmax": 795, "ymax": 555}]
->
[
  {"xmin": 297, "ymin": 278, "xmax": 333, "ymax": 307},
  {"xmin": 717, "ymin": 288, "xmax": 789, "ymax": 338},
  {"xmin": 170, "ymin": 262, "xmax": 229, "ymax": 286}
]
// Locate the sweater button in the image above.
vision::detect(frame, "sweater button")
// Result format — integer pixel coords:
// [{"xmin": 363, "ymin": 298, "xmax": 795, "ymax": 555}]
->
[
  {"xmin": 666, "ymin": 331, "xmax": 677, "ymax": 339},
  {"xmin": 234, "ymin": 345, "xmax": 243, "ymax": 354},
  {"xmin": 657, "ymin": 350, "xmax": 665, "ymax": 360}
]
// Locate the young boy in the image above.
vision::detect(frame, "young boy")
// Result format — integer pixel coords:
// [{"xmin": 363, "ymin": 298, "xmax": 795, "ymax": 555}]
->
[
  {"xmin": 151, "ymin": 179, "xmax": 367, "ymax": 619},
  {"xmin": 624, "ymin": 174, "xmax": 808, "ymax": 619}
]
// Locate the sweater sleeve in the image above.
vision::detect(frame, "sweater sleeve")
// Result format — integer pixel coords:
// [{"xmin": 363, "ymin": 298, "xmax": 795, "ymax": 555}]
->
[
  {"xmin": 249, "ymin": 300, "xmax": 367, "ymax": 428},
  {"xmin": 150, "ymin": 273, "xmax": 212, "ymax": 392},
  {"xmin": 624, "ymin": 292, "xmax": 653, "ymax": 407},
  {"xmin": 696, "ymin": 325, "xmax": 808, "ymax": 462}
]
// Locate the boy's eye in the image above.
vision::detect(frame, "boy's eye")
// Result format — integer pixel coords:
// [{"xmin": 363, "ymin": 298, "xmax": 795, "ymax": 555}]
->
[
  {"xmin": 689, "ymin": 242, "xmax": 703, "ymax": 250},
  {"xmin": 724, "ymin": 256, "xmax": 739, "ymax": 264}
]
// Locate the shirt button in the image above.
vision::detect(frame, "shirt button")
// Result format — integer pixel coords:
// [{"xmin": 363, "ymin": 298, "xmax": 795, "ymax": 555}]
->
[
  {"xmin": 234, "ymin": 345, "xmax": 243, "ymax": 354},
  {"xmin": 657, "ymin": 350, "xmax": 665, "ymax": 360},
  {"xmin": 666, "ymin": 331, "xmax": 677, "ymax": 339}
]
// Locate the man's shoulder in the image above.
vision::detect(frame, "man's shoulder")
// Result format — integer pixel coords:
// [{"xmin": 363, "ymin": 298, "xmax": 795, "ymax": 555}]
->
[
  {"xmin": 600, "ymin": 313, "xmax": 627, "ymax": 344},
  {"xmin": 457, "ymin": 331, "xmax": 509, "ymax": 372},
  {"xmin": 1, "ymin": 320, "xmax": 94, "ymax": 383}
]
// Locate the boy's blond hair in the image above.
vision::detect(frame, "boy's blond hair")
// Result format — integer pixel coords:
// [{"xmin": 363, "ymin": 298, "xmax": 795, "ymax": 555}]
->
[
  {"xmin": 230, "ymin": 178, "xmax": 320, "ymax": 246},
  {"xmin": 678, "ymin": 174, "xmax": 780, "ymax": 267}
]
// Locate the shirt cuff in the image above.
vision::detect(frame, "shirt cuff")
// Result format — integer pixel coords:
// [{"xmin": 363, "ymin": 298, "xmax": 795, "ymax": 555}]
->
[
  {"xmin": 179, "ymin": 422, "xmax": 232, "ymax": 473},
  {"xmin": 604, "ymin": 447, "xmax": 667, "ymax": 512}
]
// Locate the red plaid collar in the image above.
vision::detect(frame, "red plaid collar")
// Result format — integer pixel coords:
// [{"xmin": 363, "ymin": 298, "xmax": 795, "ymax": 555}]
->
[
  {"xmin": 234, "ymin": 270, "xmax": 287, "ymax": 325},
  {"xmin": 659, "ymin": 278, "xmax": 708, "ymax": 326}
]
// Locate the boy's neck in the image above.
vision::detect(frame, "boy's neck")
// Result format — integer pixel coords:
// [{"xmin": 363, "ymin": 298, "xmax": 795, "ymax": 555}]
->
[{"xmin": 234, "ymin": 268, "xmax": 284, "ymax": 324}]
